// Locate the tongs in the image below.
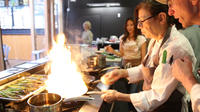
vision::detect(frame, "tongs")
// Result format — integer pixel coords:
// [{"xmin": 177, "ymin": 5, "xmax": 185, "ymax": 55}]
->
[
  {"xmin": 63, "ymin": 96, "xmax": 94, "ymax": 102},
  {"xmin": 99, "ymin": 66, "xmax": 120, "ymax": 73}
]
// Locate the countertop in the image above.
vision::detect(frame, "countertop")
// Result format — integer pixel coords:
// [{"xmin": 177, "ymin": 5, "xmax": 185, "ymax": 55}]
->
[{"xmin": 79, "ymin": 82, "xmax": 109, "ymax": 112}]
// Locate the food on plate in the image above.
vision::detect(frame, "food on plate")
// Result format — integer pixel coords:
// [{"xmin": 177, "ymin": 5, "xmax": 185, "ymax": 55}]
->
[{"xmin": 0, "ymin": 74, "xmax": 47, "ymax": 100}]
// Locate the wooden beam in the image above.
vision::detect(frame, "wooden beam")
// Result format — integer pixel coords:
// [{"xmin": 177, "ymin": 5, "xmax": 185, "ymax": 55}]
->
[
  {"xmin": 58, "ymin": 0, "xmax": 64, "ymax": 33},
  {"xmin": 44, "ymin": 0, "xmax": 52, "ymax": 50},
  {"xmin": 5, "ymin": 0, "xmax": 8, "ymax": 6},
  {"xmin": 29, "ymin": 0, "xmax": 36, "ymax": 59},
  {"xmin": 51, "ymin": 0, "xmax": 56, "ymax": 40},
  {"xmin": 50, "ymin": 0, "xmax": 56, "ymax": 42},
  {"xmin": 0, "ymin": 28, "xmax": 5, "ymax": 70}
]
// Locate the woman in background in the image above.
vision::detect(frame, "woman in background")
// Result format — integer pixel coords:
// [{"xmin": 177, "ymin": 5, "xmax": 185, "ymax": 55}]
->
[
  {"xmin": 105, "ymin": 18, "xmax": 147, "ymax": 68},
  {"xmin": 79, "ymin": 21, "xmax": 93, "ymax": 45}
]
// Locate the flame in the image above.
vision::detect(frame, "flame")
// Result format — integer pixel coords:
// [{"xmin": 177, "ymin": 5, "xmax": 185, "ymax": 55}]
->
[{"xmin": 45, "ymin": 34, "xmax": 88, "ymax": 99}]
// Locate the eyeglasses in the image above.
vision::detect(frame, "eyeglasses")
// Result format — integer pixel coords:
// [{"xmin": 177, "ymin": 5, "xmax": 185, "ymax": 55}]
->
[{"xmin": 137, "ymin": 15, "xmax": 157, "ymax": 28}]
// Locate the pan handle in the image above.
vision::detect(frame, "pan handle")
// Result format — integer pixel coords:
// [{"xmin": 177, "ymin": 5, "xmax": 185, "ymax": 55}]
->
[
  {"xmin": 63, "ymin": 96, "xmax": 94, "ymax": 103},
  {"xmin": 86, "ymin": 91, "xmax": 103, "ymax": 95}
]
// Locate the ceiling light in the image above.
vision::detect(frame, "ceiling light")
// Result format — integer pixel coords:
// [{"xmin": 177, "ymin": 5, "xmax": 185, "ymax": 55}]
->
[
  {"xmin": 117, "ymin": 13, "xmax": 121, "ymax": 18},
  {"xmin": 67, "ymin": 8, "xmax": 70, "ymax": 12},
  {"xmin": 87, "ymin": 3, "xmax": 120, "ymax": 7},
  {"xmin": 70, "ymin": 0, "xmax": 76, "ymax": 2}
]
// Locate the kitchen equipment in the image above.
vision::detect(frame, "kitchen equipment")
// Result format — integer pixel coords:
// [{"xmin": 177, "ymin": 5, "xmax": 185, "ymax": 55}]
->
[
  {"xmin": 109, "ymin": 35, "xmax": 118, "ymax": 42},
  {"xmin": 87, "ymin": 54, "xmax": 106, "ymax": 69},
  {"xmin": 28, "ymin": 93, "xmax": 94, "ymax": 112},
  {"xmin": 86, "ymin": 91, "xmax": 103, "ymax": 95},
  {"xmin": 101, "ymin": 37, "xmax": 108, "ymax": 42},
  {"xmin": 28, "ymin": 93, "xmax": 62, "ymax": 112},
  {"xmin": 0, "ymin": 74, "xmax": 47, "ymax": 102}
]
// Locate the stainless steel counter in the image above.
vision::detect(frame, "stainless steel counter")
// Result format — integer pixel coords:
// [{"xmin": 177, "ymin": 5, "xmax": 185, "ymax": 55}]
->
[
  {"xmin": 79, "ymin": 82, "xmax": 109, "ymax": 112},
  {"xmin": 79, "ymin": 94, "xmax": 103, "ymax": 112}
]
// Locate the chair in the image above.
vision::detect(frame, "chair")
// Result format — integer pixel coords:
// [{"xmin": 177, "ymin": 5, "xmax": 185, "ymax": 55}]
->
[
  {"xmin": 3, "ymin": 44, "xmax": 11, "ymax": 66},
  {"xmin": 32, "ymin": 49, "xmax": 45, "ymax": 60}
]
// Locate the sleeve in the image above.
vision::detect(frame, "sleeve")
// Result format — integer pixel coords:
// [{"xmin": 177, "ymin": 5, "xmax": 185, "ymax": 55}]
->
[
  {"xmin": 190, "ymin": 84, "xmax": 200, "ymax": 112},
  {"xmin": 137, "ymin": 35, "xmax": 146, "ymax": 47},
  {"xmin": 127, "ymin": 64, "xmax": 143, "ymax": 83}
]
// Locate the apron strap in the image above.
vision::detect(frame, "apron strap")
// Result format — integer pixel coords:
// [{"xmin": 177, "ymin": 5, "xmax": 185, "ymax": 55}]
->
[
  {"xmin": 142, "ymin": 27, "xmax": 172, "ymax": 91},
  {"xmin": 153, "ymin": 27, "xmax": 172, "ymax": 67}
]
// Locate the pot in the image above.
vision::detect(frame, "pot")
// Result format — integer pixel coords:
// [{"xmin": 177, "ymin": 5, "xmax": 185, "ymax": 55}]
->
[
  {"xmin": 28, "ymin": 93, "xmax": 62, "ymax": 112},
  {"xmin": 87, "ymin": 54, "xmax": 106, "ymax": 69},
  {"xmin": 27, "ymin": 93, "xmax": 94, "ymax": 112}
]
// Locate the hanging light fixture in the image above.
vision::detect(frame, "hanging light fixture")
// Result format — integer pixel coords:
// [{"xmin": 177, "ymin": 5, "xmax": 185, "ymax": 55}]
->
[{"xmin": 86, "ymin": 3, "xmax": 120, "ymax": 7}]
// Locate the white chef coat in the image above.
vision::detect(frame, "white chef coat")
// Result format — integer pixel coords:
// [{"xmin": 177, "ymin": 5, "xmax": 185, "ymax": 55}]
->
[
  {"xmin": 127, "ymin": 26, "xmax": 196, "ymax": 112},
  {"xmin": 191, "ymin": 84, "xmax": 200, "ymax": 112}
]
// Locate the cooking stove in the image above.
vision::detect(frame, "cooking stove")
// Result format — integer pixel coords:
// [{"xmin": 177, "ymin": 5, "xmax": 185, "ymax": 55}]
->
[
  {"xmin": 0, "ymin": 64, "xmax": 106, "ymax": 112},
  {"xmin": 0, "ymin": 87, "xmax": 100, "ymax": 112},
  {"xmin": 0, "ymin": 94, "xmax": 85, "ymax": 112}
]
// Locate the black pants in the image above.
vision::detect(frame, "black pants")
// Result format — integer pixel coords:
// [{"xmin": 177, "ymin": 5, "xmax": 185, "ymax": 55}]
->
[
  {"xmin": 151, "ymin": 90, "xmax": 183, "ymax": 112},
  {"xmin": 129, "ymin": 89, "xmax": 183, "ymax": 112}
]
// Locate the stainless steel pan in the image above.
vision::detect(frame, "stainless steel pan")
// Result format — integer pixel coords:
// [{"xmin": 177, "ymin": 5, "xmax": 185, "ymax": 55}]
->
[{"xmin": 28, "ymin": 93, "xmax": 94, "ymax": 112}]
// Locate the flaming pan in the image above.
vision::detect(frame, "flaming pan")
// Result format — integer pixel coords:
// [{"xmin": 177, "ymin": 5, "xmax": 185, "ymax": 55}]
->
[
  {"xmin": 27, "ymin": 92, "xmax": 99, "ymax": 112},
  {"xmin": 0, "ymin": 73, "xmax": 100, "ymax": 103}
]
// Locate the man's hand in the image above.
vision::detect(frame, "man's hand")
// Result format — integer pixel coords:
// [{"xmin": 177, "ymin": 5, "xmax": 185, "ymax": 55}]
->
[
  {"xmin": 101, "ymin": 90, "xmax": 119, "ymax": 103},
  {"xmin": 172, "ymin": 56, "xmax": 193, "ymax": 82},
  {"xmin": 172, "ymin": 56, "xmax": 197, "ymax": 93},
  {"xmin": 100, "ymin": 69, "xmax": 128, "ymax": 85}
]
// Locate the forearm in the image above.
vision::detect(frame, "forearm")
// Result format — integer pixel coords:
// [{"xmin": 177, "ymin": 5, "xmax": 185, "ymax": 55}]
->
[
  {"xmin": 112, "ymin": 50, "xmax": 122, "ymax": 57},
  {"xmin": 118, "ymin": 69, "xmax": 129, "ymax": 78},
  {"xmin": 181, "ymin": 73, "xmax": 197, "ymax": 93},
  {"xmin": 116, "ymin": 92, "xmax": 131, "ymax": 102}
]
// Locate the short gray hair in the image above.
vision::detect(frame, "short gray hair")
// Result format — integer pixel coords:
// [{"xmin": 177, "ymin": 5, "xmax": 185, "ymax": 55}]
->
[{"xmin": 83, "ymin": 21, "xmax": 92, "ymax": 29}]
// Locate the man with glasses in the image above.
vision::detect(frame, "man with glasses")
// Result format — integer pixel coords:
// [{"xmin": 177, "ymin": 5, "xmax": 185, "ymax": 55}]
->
[{"xmin": 156, "ymin": 0, "xmax": 200, "ymax": 111}]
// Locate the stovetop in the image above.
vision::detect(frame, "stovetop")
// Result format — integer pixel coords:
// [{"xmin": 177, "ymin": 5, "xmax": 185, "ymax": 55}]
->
[{"xmin": 0, "ymin": 94, "xmax": 86, "ymax": 112}]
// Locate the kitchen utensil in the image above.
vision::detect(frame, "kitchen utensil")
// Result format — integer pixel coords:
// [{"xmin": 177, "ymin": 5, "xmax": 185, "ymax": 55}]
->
[
  {"xmin": 86, "ymin": 91, "xmax": 103, "ymax": 95},
  {"xmin": 87, "ymin": 54, "xmax": 106, "ymax": 69},
  {"xmin": 0, "ymin": 74, "xmax": 47, "ymax": 102},
  {"xmin": 28, "ymin": 93, "xmax": 94, "ymax": 112},
  {"xmin": 28, "ymin": 93, "xmax": 62, "ymax": 112}
]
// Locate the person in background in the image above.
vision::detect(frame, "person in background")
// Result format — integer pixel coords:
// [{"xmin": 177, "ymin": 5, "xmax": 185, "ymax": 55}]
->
[
  {"xmin": 156, "ymin": 0, "xmax": 200, "ymax": 111},
  {"xmin": 100, "ymin": 1, "xmax": 196, "ymax": 112},
  {"xmin": 77, "ymin": 21, "xmax": 93, "ymax": 45},
  {"xmin": 105, "ymin": 17, "xmax": 147, "ymax": 68}
]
